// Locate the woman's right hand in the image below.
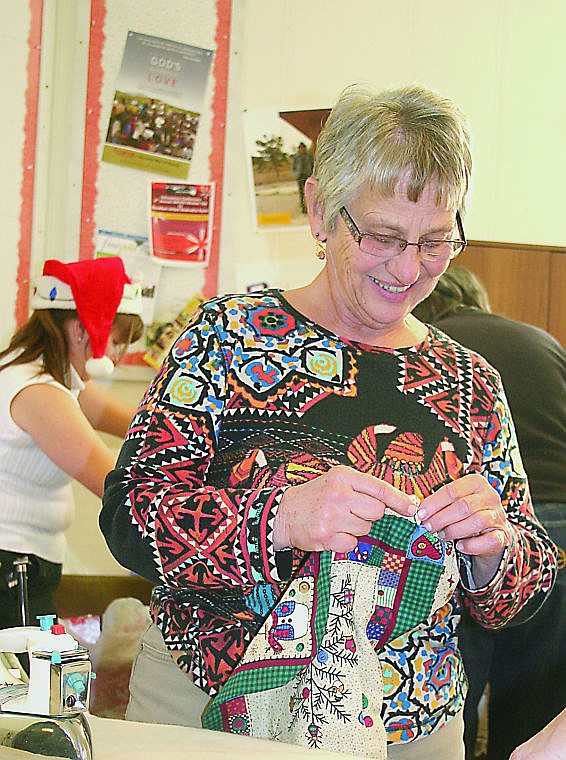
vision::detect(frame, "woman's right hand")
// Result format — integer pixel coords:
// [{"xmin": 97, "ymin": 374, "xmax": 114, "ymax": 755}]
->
[{"xmin": 273, "ymin": 465, "xmax": 417, "ymax": 553}]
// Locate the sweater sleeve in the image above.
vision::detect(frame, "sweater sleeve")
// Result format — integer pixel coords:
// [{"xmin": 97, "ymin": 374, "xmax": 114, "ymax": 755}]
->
[
  {"xmin": 462, "ymin": 384, "xmax": 558, "ymax": 628},
  {"xmin": 100, "ymin": 303, "xmax": 291, "ymax": 591}
]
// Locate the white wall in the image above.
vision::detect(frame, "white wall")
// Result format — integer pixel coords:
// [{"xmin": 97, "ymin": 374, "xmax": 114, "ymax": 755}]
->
[
  {"xmin": 5, "ymin": 0, "xmax": 566, "ymax": 327},
  {"xmin": 2, "ymin": 0, "xmax": 565, "ymax": 576},
  {"xmin": 0, "ymin": 2, "xmax": 33, "ymax": 345},
  {"xmin": 219, "ymin": 0, "xmax": 566, "ymax": 296}
]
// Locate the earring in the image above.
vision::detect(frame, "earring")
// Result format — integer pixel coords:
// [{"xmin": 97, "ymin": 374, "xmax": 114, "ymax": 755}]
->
[{"xmin": 315, "ymin": 233, "xmax": 327, "ymax": 260}]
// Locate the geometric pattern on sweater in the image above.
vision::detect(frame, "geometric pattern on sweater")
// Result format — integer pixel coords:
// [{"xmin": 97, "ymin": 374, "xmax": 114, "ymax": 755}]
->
[{"xmin": 100, "ymin": 289, "xmax": 558, "ymax": 746}]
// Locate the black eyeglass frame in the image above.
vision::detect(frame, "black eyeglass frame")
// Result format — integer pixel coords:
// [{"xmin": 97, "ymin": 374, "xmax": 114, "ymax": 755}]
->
[{"xmin": 339, "ymin": 206, "xmax": 467, "ymax": 261}]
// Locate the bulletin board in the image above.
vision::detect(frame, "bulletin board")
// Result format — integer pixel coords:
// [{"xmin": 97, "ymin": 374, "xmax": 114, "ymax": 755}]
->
[{"xmin": 79, "ymin": 0, "xmax": 231, "ymax": 367}]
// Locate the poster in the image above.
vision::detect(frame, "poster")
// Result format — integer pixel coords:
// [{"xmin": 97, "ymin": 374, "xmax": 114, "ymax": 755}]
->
[
  {"xmin": 96, "ymin": 229, "xmax": 161, "ymax": 325},
  {"xmin": 149, "ymin": 182, "xmax": 214, "ymax": 265},
  {"xmin": 102, "ymin": 31, "xmax": 213, "ymax": 179},
  {"xmin": 143, "ymin": 292, "xmax": 204, "ymax": 369}
]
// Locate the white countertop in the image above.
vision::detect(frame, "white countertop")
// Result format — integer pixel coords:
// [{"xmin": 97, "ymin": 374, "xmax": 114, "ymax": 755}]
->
[{"xmin": 1, "ymin": 712, "xmax": 361, "ymax": 759}]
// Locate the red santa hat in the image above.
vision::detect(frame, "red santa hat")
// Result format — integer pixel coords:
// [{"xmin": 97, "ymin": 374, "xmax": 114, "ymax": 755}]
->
[{"xmin": 31, "ymin": 257, "xmax": 143, "ymax": 377}]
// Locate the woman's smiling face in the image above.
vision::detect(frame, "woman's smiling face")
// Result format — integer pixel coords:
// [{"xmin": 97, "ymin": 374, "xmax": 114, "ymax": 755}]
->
[{"xmin": 318, "ymin": 179, "xmax": 457, "ymax": 344}]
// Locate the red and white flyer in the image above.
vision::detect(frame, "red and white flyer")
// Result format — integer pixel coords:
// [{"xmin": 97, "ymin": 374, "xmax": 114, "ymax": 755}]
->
[{"xmin": 149, "ymin": 181, "xmax": 214, "ymax": 265}]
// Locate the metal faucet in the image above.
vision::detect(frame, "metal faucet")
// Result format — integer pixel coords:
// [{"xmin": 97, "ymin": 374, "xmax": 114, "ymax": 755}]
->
[
  {"xmin": 6, "ymin": 555, "xmax": 31, "ymax": 626},
  {"xmin": 0, "ymin": 616, "xmax": 93, "ymax": 760}
]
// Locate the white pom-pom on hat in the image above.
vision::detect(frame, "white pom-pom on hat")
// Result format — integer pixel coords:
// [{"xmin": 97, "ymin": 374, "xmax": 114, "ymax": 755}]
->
[{"xmin": 85, "ymin": 355, "xmax": 115, "ymax": 377}]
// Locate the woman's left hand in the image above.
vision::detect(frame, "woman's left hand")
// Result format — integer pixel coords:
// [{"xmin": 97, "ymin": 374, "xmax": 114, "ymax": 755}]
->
[{"xmin": 417, "ymin": 474, "xmax": 512, "ymax": 585}]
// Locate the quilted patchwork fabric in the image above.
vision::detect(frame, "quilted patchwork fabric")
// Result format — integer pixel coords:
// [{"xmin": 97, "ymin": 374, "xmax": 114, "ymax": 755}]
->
[{"xmin": 203, "ymin": 511, "xmax": 458, "ymax": 757}]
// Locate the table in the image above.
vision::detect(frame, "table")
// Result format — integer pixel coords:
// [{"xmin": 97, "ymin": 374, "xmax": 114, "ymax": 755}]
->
[{"xmin": 1, "ymin": 712, "xmax": 361, "ymax": 759}]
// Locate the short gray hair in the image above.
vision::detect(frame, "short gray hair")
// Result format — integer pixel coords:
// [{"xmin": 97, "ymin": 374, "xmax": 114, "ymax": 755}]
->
[{"xmin": 313, "ymin": 84, "xmax": 472, "ymax": 230}]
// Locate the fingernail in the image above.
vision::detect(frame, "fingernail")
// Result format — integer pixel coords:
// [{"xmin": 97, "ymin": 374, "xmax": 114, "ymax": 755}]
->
[
  {"xmin": 407, "ymin": 496, "xmax": 419, "ymax": 514},
  {"xmin": 417, "ymin": 508, "xmax": 427, "ymax": 521},
  {"xmin": 438, "ymin": 530, "xmax": 446, "ymax": 539},
  {"xmin": 423, "ymin": 521, "xmax": 432, "ymax": 532}
]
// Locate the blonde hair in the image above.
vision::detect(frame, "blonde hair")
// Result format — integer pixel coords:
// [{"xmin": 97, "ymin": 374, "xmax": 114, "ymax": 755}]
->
[{"xmin": 313, "ymin": 84, "xmax": 472, "ymax": 230}]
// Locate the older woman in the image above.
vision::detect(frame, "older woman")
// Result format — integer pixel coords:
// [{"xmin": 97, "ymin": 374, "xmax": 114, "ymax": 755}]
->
[
  {"xmin": 0, "ymin": 256, "xmax": 143, "ymax": 629},
  {"xmin": 101, "ymin": 85, "xmax": 557, "ymax": 759}
]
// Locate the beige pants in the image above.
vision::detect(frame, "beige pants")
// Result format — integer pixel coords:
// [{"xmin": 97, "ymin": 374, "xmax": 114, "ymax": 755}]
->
[
  {"xmin": 126, "ymin": 623, "xmax": 209, "ymax": 727},
  {"xmin": 127, "ymin": 623, "xmax": 465, "ymax": 759}
]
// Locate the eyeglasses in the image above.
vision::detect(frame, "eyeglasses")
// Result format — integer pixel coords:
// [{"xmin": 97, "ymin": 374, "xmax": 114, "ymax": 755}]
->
[{"xmin": 339, "ymin": 206, "xmax": 467, "ymax": 262}]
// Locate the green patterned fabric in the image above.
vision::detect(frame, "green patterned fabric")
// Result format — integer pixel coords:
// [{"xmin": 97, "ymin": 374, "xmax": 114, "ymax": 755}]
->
[{"xmin": 203, "ymin": 512, "xmax": 457, "ymax": 758}]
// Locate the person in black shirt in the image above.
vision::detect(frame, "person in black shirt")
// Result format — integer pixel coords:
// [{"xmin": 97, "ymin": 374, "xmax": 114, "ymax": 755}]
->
[{"xmin": 414, "ymin": 266, "xmax": 566, "ymax": 760}]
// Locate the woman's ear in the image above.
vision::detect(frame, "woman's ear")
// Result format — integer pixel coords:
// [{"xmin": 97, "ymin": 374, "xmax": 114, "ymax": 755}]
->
[
  {"xmin": 68, "ymin": 318, "xmax": 88, "ymax": 345},
  {"xmin": 305, "ymin": 178, "xmax": 327, "ymax": 242}
]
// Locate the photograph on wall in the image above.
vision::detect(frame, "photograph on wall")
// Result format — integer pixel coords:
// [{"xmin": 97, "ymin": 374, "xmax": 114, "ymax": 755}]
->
[
  {"xmin": 243, "ymin": 107, "xmax": 329, "ymax": 229},
  {"xmin": 143, "ymin": 291, "xmax": 204, "ymax": 370},
  {"xmin": 149, "ymin": 182, "xmax": 214, "ymax": 266},
  {"xmin": 96, "ymin": 228, "xmax": 161, "ymax": 325},
  {"xmin": 96, "ymin": 229, "xmax": 165, "ymax": 367},
  {"xmin": 102, "ymin": 31, "xmax": 213, "ymax": 179}
]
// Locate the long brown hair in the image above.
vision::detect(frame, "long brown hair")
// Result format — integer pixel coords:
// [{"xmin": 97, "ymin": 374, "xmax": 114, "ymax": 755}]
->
[
  {"xmin": 0, "ymin": 311, "xmax": 76, "ymax": 386},
  {"xmin": 0, "ymin": 310, "xmax": 144, "ymax": 387}
]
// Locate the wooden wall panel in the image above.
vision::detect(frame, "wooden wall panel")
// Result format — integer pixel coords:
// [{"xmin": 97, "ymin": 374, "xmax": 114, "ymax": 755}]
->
[
  {"xmin": 548, "ymin": 253, "xmax": 566, "ymax": 348},
  {"xmin": 457, "ymin": 244, "xmax": 551, "ymax": 331},
  {"xmin": 453, "ymin": 242, "xmax": 565, "ymax": 346}
]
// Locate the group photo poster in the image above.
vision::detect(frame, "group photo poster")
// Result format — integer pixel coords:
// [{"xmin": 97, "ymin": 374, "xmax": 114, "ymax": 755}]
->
[
  {"xmin": 149, "ymin": 181, "xmax": 214, "ymax": 265},
  {"xmin": 102, "ymin": 31, "xmax": 213, "ymax": 179}
]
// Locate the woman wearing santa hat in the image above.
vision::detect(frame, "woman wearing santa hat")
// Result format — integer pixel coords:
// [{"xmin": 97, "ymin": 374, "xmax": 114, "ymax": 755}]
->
[{"xmin": 0, "ymin": 256, "xmax": 144, "ymax": 629}]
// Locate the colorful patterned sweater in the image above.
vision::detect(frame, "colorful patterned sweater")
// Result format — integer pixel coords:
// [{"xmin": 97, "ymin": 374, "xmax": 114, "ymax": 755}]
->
[{"xmin": 101, "ymin": 289, "xmax": 557, "ymax": 744}]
